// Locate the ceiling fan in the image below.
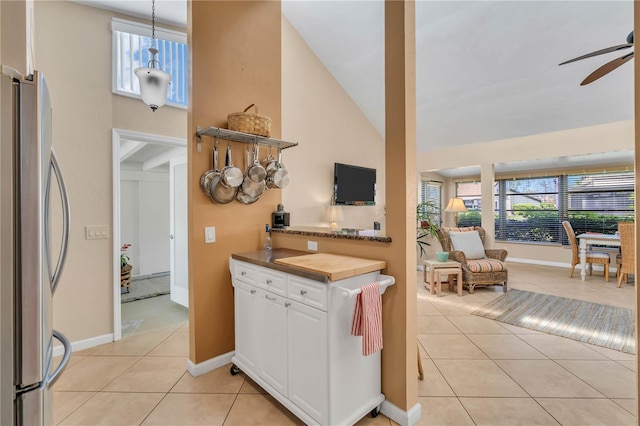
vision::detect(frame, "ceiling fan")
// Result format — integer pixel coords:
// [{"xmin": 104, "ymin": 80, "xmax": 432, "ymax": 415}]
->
[{"xmin": 559, "ymin": 31, "xmax": 634, "ymax": 86}]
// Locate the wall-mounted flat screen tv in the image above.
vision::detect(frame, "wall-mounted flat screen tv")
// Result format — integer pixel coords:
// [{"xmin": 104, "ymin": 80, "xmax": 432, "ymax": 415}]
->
[{"xmin": 334, "ymin": 163, "xmax": 376, "ymax": 206}]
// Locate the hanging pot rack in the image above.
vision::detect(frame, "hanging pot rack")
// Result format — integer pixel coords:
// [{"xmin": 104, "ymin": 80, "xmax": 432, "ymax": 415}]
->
[{"xmin": 196, "ymin": 126, "xmax": 298, "ymax": 153}]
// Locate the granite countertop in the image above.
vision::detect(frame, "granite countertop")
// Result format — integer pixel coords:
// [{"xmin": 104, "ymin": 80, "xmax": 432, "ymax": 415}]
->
[
  {"xmin": 231, "ymin": 248, "xmax": 330, "ymax": 282},
  {"xmin": 271, "ymin": 226, "xmax": 392, "ymax": 243}
]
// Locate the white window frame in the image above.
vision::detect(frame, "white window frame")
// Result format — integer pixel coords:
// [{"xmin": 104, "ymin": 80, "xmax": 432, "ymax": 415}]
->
[{"xmin": 111, "ymin": 18, "xmax": 188, "ymax": 110}]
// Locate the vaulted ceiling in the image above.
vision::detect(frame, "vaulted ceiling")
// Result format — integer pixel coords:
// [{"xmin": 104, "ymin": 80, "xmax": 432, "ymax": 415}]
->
[{"xmin": 77, "ymin": 0, "xmax": 634, "ymax": 163}]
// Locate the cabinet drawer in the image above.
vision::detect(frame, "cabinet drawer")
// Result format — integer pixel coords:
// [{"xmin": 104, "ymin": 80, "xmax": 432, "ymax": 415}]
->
[
  {"xmin": 234, "ymin": 261, "xmax": 257, "ymax": 285},
  {"xmin": 288, "ymin": 276, "xmax": 328, "ymax": 311},
  {"xmin": 258, "ymin": 268, "xmax": 287, "ymax": 296}
]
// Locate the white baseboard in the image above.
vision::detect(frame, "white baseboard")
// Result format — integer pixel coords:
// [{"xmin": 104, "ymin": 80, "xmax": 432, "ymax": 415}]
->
[
  {"xmin": 53, "ymin": 333, "xmax": 114, "ymax": 357},
  {"xmin": 380, "ymin": 400, "xmax": 422, "ymax": 426},
  {"xmin": 187, "ymin": 351, "xmax": 234, "ymax": 377}
]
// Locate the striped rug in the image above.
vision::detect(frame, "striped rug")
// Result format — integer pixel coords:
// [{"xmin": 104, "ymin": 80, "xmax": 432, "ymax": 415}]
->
[{"xmin": 472, "ymin": 289, "xmax": 636, "ymax": 354}]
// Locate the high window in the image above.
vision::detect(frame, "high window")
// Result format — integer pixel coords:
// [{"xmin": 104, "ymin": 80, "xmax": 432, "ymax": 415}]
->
[{"xmin": 111, "ymin": 18, "xmax": 188, "ymax": 108}]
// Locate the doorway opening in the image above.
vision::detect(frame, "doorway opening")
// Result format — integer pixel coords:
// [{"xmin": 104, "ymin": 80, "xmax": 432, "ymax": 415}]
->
[{"xmin": 112, "ymin": 129, "xmax": 188, "ymax": 341}]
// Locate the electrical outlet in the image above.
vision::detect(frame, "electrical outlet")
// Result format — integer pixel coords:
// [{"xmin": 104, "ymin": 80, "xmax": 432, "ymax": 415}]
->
[
  {"xmin": 307, "ymin": 241, "xmax": 318, "ymax": 251},
  {"xmin": 85, "ymin": 225, "xmax": 109, "ymax": 240},
  {"xmin": 205, "ymin": 226, "xmax": 216, "ymax": 243}
]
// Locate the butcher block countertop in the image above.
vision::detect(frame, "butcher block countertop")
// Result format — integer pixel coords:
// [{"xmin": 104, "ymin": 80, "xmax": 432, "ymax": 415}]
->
[
  {"xmin": 274, "ymin": 253, "xmax": 386, "ymax": 281},
  {"xmin": 231, "ymin": 249, "xmax": 386, "ymax": 282}
]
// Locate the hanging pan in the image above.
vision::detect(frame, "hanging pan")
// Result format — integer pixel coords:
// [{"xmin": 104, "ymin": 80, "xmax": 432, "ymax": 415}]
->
[
  {"xmin": 199, "ymin": 143, "xmax": 219, "ymax": 202},
  {"xmin": 246, "ymin": 144, "xmax": 267, "ymax": 183},
  {"xmin": 236, "ymin": 147, "xmax": 264, "ymax": 204},
  {"xmin": 266, "ymin": 148, "xmax": 290, "ymax": 190},
  {"xmin": 210, "ymin": 144, "xmax": 238, "ymax": 204},
  {"xmin": 220, "ymin": 144, "xmax": 243, "ymax": 189}
]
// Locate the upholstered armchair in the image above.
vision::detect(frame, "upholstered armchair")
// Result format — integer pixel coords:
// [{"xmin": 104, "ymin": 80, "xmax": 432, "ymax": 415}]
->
[{"xmin": 436, "ymin": 226, "xmax": 508, "ymax": 293}]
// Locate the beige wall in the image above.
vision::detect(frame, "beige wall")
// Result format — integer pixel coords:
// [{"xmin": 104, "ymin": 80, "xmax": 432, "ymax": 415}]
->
[
  {"xmin": 281, "ymin": 18, "xmax": 386, "ymax": 231},
  {"xmin": 188, "ymin": 1, "xmax": 282, "ymax": 363},
  {"xmin": 33, "ymin": 1, "xmax": 186, "ymax": 342}
]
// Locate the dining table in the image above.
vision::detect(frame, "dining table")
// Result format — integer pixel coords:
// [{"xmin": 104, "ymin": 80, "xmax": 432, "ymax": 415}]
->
[{"xmin": 576, "ymin": 233, "xmax": 621, "ymax": 281}]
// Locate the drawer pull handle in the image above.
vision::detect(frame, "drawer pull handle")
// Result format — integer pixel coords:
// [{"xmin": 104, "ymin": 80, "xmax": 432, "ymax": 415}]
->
[
  {"xmin": 300, "ymin": 290, "xmax": 307, "ymax": 296},
  {"xmin": 250, "ymin": 289, "xmax": 256, "ymax": 295},
  {"xmin": 284, "ymin": 302, "xmax": 291, "ymax": 308},
  {"xmin": 241, "ymin": 271, "xmax": 246, "ymax": 276},
  {"xmin": 265, "ymin": 294, "xmax": 276, "ymax": 301},
  {"xmin": 266, "ymin": 279, "xmax": 273, "ymax": 284}
]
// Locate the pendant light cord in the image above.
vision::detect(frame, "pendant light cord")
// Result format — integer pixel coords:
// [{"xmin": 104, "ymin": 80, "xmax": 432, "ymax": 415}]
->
[{"xmin": 151, "ymin": 0, "xmax": 156, "ymax": 50}]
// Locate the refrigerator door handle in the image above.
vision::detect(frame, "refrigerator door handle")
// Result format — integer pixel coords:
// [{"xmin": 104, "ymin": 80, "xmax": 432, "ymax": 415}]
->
[
  {"xmin": 47, "ymin": 330, "xmax": 71, "ymax": 387},
  {"xmin": 48, "ymin": 149, "xmax": 70, "ymax": 294}
]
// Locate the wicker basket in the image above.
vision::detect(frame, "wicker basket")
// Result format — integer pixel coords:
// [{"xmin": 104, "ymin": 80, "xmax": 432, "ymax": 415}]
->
[
  {"xmin": 227, "ymin": 104, "xmax": 272, "ymax": 137},
  {"xmin": 121, "ymin": 264, "xmax": 132, "ymax": 293}
]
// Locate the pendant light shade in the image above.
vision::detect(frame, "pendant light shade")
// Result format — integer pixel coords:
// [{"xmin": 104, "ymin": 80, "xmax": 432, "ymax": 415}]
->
[
  {"xmin": 135, "ymin": 0, "xmax": 171, "ymax": 112},
  {"xmin": 135, "ymin": 66, "xmax": 171, "ymax": 111}
]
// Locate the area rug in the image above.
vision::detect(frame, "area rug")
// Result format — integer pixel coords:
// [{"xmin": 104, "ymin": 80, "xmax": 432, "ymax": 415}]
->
[
  {"xmin": 472, "ymin": 289, "xmax": 636, "ymax": 354},
  {"xmin": 121, "ymin": 273, "xmax": 170, "ymax": 303}
]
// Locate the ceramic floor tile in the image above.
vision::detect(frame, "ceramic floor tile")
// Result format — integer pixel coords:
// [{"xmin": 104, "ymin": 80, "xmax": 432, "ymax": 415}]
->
[
  {"xmin": 498, "ymin": 322, "xmax": 545, "ymax": 335},
  {"xmin": 536, "ymin": 398, "xmax": 637, "ymax": 425},
  {"xmin": 175, "ymin": 321, "xmax": 190, "ymax": 333},
  {"xmin": 103, "ymin": 356, "xmax": 188, "ymax": 393},
  {"xmin": 417, "ymin": 315, "xmax": 460, "ymax": 334},
  {"xmin": 418, "ymin": 341, "xmax": 428, "ymax": 358},
  {"xmin": 142, "ymin": 393, "xmax": 236, "ymax": 425},
  {"xmin": 239, "ymin": 376, "xmax": 268, "ymax": 394},
  {"xmin": 223, "ymin": 393, "xmax": 304, "ymax": 425},
  {"xmin": 413, "ymin": 397, "xmax": 474, "ymax": 425},
  {"xmin": 447, "ymin": 315, "xmax": 512, "ymax": 334},
  {"xmin": 52, "ymin": 356, "xmax": 140, "ymax": 391},
  {"xmin": 496, "ymin": 360, "xmax": 604, "ymax": 398},
  {"xmin": 460, "ymin": 397, "xmax": 560, "ymax": 426},
  {"xmin": 431, "ymin": 301, "xmax": 478, "ymax": 316},
  {"xmin": 91, "ymin": 331, "xmax": 173, "ymax": 356},
  {"xmin": 52, "ymin": 355, "xmax": 87, "ymax": 372},
  {"xmin": 58, "ymin": 392, "xmax": 163, "ymax": 425},
  {"xmin": 467, "ymin": 334, "xmax": 547, "ymax": 359},
  {"xmin": 556, "ymin": 360, "xmax": 637, "ymax": 399},
  {"xmin": 71, "ymin": 346, "xmax": 99, "ymax": 356},
  {"xmin": 417, "ymin": 359, "xmax": 455, "ymax": 397},
  {"xmin": 171, "ymin": 363, "xmax": 244, "ymax": 394},
  {"xmin": 583, "ymin": 343, "xmax": 637, "ymax": 361},
  {"xmin": 353, "ymin": 413, "xmax": 392, "ymax": 426},
  {"xmin": 146, "ymin": 332, "xmax": 189, "ymax": 357},
  {"xmin": 518, "ymin": 334, "xmax": 608, "ymax": 359},
  {"xmin": 52, "ymin": 391, "xmax": 96, "ymax": 425},
  {"xmin": 417, "ymin": 299, "xmax": 442, "ymax": 316},
  {"xmin": 612, "ymin": 398, "xmax": 638, "ymax": 416},
  {"xmin": 418, "ymin": 334, "xmax": 487, "ymax": 359},
  {"xmin": 617, "ymin": 360, "xmax": 637, "ymax": 371},
  {"xmin": 434, "ymin": 359, "xmax": 527, "ymax": 397}
]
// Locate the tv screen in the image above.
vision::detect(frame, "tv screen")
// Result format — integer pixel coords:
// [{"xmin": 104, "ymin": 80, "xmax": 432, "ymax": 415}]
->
[{"xmin": 334, "ymin": 163, "xmax": 376, "ymax": 206}]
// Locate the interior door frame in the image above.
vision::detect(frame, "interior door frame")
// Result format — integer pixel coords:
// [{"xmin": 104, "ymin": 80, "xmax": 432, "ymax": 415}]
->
[
  {"xmin": 112, "ymin": 128, "xmax": 187, "ymax": 341},
  {"xmin": 169, "ymin": 155, "xmax": 188, "ymax": 307}
]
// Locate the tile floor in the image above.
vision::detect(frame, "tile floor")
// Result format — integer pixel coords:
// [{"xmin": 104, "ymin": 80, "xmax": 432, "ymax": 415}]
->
[{"xmin": 53, "ymin": 262, "xmax": 637, "ymax": 425}]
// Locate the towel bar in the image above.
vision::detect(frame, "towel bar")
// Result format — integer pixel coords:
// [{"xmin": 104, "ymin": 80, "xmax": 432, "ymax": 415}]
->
[{"xmin": 339, "ymin": 274, "xmax": 395, "ymax": 299}]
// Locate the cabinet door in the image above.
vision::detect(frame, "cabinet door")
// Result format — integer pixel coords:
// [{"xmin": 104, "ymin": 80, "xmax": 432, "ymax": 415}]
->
[
  {"xmin": 258, "ymin": 290, "xmax": 288, "ymax": 397},
  {"xmin": 288, "ymin": 300, "xmax": 328, "ymax": 424},
  {"xmin": 233, "ymin": 281, "xmax": 259, "ymax": 373}
]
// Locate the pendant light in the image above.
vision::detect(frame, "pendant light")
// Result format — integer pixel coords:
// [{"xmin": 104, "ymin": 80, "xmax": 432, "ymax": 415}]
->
[{"xmin": 134, "ymin": 0, "xmax": 171, "ymax": 112}]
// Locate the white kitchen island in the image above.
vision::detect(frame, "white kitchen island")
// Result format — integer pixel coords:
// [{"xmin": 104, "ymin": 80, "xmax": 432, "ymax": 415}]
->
[{"xmin": 229, "ymin": 250, "xmax": 394, "ymax": 426}]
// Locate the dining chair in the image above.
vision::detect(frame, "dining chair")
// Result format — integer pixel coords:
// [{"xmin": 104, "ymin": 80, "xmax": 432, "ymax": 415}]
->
[
  {"xmin": 562, "ymin": 221, "xmax": 611, "ymax": 281},
  {"xmin": 617, "ymin": 221, "xmax": 634, "ymax": 287}
]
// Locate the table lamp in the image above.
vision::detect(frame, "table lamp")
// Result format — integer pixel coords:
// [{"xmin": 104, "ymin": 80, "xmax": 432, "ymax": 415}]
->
[
  {"xmin": 325, "ymin": 205, "xmax": 344, "ymax": 230},
  {"xmin": 445, "ymin": 198, "xmax": 467, "ymax": 226}
]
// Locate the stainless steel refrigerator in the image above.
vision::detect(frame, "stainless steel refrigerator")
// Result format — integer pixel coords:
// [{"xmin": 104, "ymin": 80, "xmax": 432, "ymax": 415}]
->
[{"xmin": 1, "ymin": 69, "xmax": 72, "ymax": 425}]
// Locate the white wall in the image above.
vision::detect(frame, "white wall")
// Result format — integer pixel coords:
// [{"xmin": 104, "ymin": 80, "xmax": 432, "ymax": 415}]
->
[{"xmin": 121, "ymin": 170, "xmax": 170, "ymax": 276}]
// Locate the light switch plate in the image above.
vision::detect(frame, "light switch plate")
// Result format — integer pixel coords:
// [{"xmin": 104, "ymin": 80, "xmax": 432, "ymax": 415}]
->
[
  {"xmin": 205, "ymin": 226, "xmax": 216, "ymax": 243},
  {"xmin": 85, "ymin": 225, "xmax": 109, "ymax": 240},
  {"xmin": 307, "ymin": 241, "xmax": 318, "ymax": 251}
]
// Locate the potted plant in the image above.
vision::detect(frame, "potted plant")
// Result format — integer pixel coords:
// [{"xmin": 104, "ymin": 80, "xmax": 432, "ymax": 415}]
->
[
  {"xmin": 120, "ymin": 243, "xmax": 132, "ymax": 292},
  {"xmin": 417, "ymin": 201, "xmax": 440, "ymax": 258}
]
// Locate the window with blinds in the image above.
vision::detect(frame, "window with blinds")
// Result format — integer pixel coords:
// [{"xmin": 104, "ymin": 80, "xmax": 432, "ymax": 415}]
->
[
  {"xmin": 493, "ymin": 171, "xmax": 634, "ymax": 244},
  {"xmin": 111, "ymin": 18, "xmax": 188, "ymax": 108},
  {"xmin": 455, "ymin": 181, "xmax": 482, "ymax": 227},
  {"xmin": 420, "ymin": 180, "xmax": 442, "ymax": 226}
]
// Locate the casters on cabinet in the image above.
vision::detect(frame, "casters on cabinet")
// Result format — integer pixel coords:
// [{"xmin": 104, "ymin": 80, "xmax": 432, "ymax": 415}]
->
[
  {"xmin": 230, "ymin": 364, "xmax": 241, "ymax": 376},
  {"xmin": 370, "ymin": 406, "xmax": 380, "ymax": 418}
]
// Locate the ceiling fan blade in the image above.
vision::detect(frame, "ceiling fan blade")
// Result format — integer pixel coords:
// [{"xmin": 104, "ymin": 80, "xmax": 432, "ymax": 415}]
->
[
  {"xmin": 559, "ymin": 43, "xmax": 632, "ymax": 66},
  {"xmin": 580, "ymin": 52, "xmax": 634, "ymax": 85}
]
